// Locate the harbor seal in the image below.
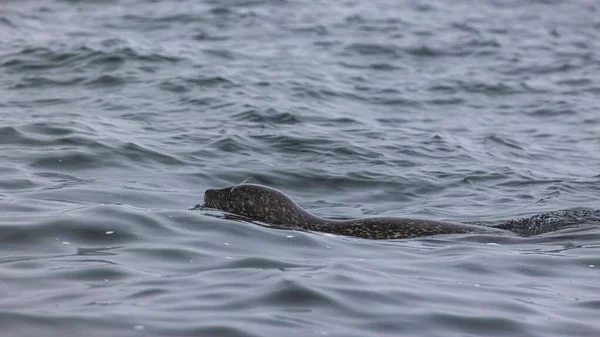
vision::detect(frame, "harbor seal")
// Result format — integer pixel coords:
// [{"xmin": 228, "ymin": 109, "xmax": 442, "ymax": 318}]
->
[{"xmin": 203, "ymin": 183, "xmax": 508, "ymax": 239}]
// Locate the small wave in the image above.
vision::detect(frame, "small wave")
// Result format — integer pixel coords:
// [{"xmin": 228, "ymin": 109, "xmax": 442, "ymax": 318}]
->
[
  {"xmin": 8, "ymin": 76, "xmax": 85, "ymax": 89},
  {"xmin": 526, "ymin": 107, "xmax": 577, "ymax": 117},
  {"xmin": 344, "ymin": 43, "xmax": 399, "ymax": 56},
  {"xmin": 120, "ymin": 142, "xmax": 186, "ymax": 166},
  {"xmin": 484, "ymin": 135, "xmax": 524, "ymax": 150},
  {"xmin": 231, "ymin": 108, "xmax": 301, "ymax": 125},
  {"xmin": 0, "ymin": 16, "xmax": 17, "ymax": 28},
  {"xmin": 29, "ymin": 150, "xmax": 114, "ymax": 171},
  {"xmin": 2, "ymin": 122, "xmax": 187, "ymax": 171},
  {"xmin": 85, "ymin": 74, "xmax": 127, "ymax": 88},
  {"xmin": 2, "ymin": 43, "xmax": 182, "ymax": 75}
]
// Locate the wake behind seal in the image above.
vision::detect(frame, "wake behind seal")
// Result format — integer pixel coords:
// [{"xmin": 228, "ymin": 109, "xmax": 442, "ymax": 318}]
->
[{"xmin": 202, "ymin": 183, "xmax": 508, "ymax": 240}]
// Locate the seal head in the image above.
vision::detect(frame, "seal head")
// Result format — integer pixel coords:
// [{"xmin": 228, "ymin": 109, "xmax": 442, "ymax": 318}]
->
[{"xmin": 204, "ymin": 184, "xmax": 316, "ymax": 227}]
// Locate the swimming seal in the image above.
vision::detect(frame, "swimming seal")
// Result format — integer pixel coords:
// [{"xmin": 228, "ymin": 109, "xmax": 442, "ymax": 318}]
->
[{"xmin": 203, "ymin": 184, "xmax": 508, "ymax": 239}]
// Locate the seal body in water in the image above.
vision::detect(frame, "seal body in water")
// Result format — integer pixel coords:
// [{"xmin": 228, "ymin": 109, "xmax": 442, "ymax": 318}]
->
[{"xmin": 203, "ymin": 184, "xmax": 508, "ymax": 239}]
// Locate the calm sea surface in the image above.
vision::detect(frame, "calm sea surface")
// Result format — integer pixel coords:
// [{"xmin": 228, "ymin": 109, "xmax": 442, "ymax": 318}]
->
[{"xmin": 2, "ymin": 0, "xmax": 600, "ymax": 336}]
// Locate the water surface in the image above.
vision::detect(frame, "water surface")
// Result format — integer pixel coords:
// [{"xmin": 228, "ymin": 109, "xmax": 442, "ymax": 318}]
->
[{"xmin": 1, "ymin": 0, "xmax": 600, "ymax": 336}]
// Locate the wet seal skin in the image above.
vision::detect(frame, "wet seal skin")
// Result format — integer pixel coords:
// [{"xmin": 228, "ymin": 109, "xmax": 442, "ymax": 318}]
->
[{"xmin": 202, "ymin": 183, "xmax": 508, "ymax": 240}]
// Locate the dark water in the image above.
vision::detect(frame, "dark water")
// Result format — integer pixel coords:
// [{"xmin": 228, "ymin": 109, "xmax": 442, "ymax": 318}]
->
[{"xmin": 2, "ymin": 0, "xmax": 600, "ymax": 336}]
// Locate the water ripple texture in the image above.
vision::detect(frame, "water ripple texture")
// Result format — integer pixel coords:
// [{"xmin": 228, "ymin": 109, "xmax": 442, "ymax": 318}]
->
[{"xmin": 1, "ymin": 0, "xmax": 600, "ymax": 336}]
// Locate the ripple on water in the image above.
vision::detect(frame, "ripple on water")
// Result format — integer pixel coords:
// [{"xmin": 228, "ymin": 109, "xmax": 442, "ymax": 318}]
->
[{"xmin": 2, "ymin": 0, "xmax": 600, "ymax": 336}]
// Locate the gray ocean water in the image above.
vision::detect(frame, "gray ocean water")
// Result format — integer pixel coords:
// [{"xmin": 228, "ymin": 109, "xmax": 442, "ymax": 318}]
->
[{"xmin": 2, "ymin": 0, "xmax": 600, "ymax": 336}]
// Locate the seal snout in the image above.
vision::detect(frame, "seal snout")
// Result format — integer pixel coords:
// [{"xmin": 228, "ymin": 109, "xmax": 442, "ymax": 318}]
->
[
  {"xmin": 204, "ymin": 188, "xmax": 217, "ymax": 200},
  {"xmin": 204, "ymin": 188, "xmax": 219, "ymax": 207}
]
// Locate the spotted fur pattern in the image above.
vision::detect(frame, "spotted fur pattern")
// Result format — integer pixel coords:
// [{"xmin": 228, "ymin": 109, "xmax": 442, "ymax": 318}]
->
[{"xmin": 203, "ymin": 184, "xmax": 507, "ymax": 240}]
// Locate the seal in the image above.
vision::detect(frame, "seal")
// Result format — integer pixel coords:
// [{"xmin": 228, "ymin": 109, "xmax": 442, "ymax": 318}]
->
[{"xmin": 203, "ymin": 183, "xmax": 508, "ymax": 239}]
